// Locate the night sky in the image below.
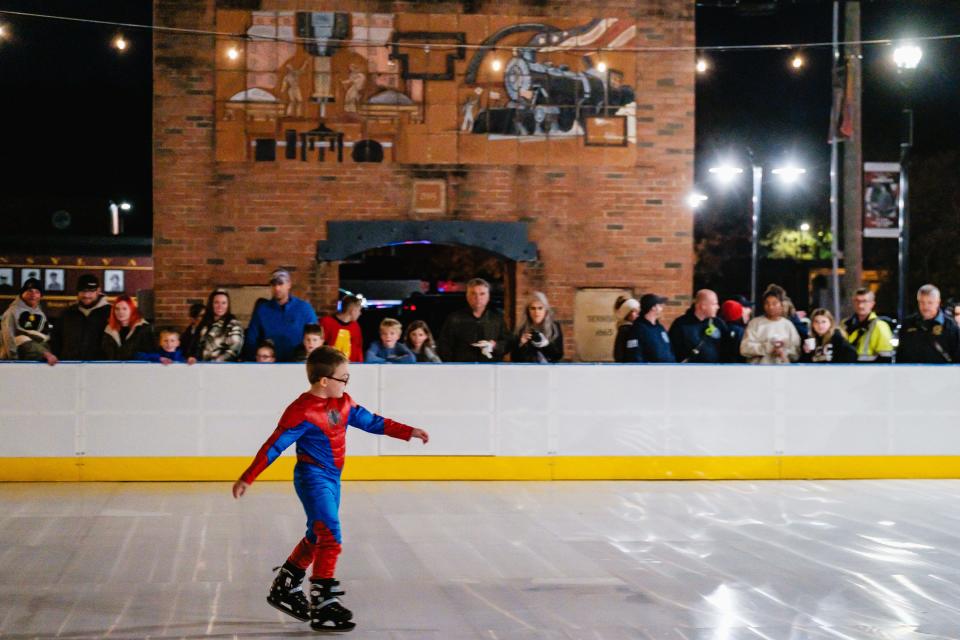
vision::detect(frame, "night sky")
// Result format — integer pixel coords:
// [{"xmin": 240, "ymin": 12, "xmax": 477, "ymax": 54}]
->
[{"xmin": 1, "ymin": 1, "xmax": 957, "ymax": 249}]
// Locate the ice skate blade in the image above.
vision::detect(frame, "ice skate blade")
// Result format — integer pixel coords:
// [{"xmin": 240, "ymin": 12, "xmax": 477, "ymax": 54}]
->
[
  {"xmin": 266, "ymin": 596, "xmax": 310, "ymax": 622},
  {"xmin": 310, "ymin": 620, "xmax": 356, "ymax": 633}
]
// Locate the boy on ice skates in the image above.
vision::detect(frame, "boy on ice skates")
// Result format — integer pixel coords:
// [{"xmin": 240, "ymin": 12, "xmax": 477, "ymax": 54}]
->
[{"xmin": 233, "ymin": 346, "xmax": 429, "ymax": 631}]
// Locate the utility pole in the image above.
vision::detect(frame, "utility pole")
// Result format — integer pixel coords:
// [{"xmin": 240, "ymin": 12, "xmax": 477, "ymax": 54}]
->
[{"xmin": 841, "ymin": 0, "xmax": 863, "ymax": 317}]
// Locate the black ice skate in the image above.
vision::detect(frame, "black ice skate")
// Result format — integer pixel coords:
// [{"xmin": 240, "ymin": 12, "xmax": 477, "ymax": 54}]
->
[
  {"xmin": 309, "ymin": 578, "xmax": 356, "ymax": 632},
  {"xmin": 266, "ymin": 563, "xmax": 310, "ymax": 622}
]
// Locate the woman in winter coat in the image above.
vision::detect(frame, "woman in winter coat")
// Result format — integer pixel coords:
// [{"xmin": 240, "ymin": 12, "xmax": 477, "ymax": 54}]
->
[
  {"xmin": 740, "ymin": 287, "xmax": 801, "ymax": 364},
  {"xmin": 801, "ymin": 308, "xmax": 857, "ymax": 363},
  {"xmin": 195, "ymin": 289, "xmax": 244, "ymax": 362},
  {"xmin": 612, "ymin": 296, "xmax": 640, "ymax": 362},
  {"xmin": 511, "ymin": 291, "xmax": 564, "ymax": 363},
  {"xmin": 101, "ymin": 295, "xmax": 154, "ymax": 360},
  {"xmin": 403, "ymin": 320, "xmax": 441, "ymax": 363}
]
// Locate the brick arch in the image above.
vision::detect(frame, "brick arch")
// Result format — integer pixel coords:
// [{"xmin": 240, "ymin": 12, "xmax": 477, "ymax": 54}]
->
[{"xmin": 316, "ymin": 221, "xmax": 537, "ymax": 262}]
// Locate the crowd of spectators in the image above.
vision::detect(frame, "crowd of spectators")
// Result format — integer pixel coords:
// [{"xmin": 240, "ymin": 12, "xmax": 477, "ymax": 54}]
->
[{"xmin": 2, "ymin": 266, "xmax": 959, "ymax": 366}]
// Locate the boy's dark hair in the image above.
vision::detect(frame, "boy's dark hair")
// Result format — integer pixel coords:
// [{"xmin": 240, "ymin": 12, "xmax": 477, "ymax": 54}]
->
[
  {"xmin": 303, "ymin": 323, "xmax": 324, "ymax": 339},
  {"xmin": 189, "ymin": 303, "xmax": 205, "ymax": 319},
  {"xmin": 340, "ymin": 295, "xmax": 363, "ymax": 312},
  {"xmin": 307, "ymin": 346, "xmax": 349, "ymax": 384}
]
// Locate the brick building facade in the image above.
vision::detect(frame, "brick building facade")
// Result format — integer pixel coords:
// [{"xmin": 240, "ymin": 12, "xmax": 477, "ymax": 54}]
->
[{"xmin": 153, "ymin": 0, "xmax": 695, "ymax": 359}]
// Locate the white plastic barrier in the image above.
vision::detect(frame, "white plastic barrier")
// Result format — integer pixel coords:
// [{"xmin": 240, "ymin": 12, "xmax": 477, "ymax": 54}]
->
[{"xmin": 2, "ymin": 362, "xmax": 960, "ymax": 480}]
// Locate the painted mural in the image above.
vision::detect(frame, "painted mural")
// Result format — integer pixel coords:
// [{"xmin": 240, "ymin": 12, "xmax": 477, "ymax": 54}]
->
[{"xmin": 215, "ymin": 12, "xmax": 639, "ymax": 166}]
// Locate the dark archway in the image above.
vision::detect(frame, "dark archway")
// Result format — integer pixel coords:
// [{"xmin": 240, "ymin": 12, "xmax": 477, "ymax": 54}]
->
[{"xmin": 337, "ymin": 243, "xmax": 514, "ymax": 350}]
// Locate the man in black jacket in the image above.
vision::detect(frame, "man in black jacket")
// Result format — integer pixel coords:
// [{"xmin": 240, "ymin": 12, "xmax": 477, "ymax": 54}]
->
[
  {"xmin": 437, "ymin": 278, "xmax": 510, "ymax": 362},
  {"xmin": 896, "ymin": 284, "xmax": 960, "ymax": 364},
  {"xmin": 669, "ymin": 289, "xmax": 729, "ymax": 363},
  {"xmin": 50, "ymin": 274, "xmax": 111, "ymax": 361}
]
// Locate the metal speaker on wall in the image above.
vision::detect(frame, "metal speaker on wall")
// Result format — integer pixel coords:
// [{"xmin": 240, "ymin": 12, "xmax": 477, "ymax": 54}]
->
[{"xmin": 352, "ymin": 139, "xmax": 383, "ymax": 163}]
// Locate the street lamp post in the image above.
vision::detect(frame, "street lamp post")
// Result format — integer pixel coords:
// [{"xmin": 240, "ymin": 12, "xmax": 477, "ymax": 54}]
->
[
  {"xmin": 893, "ymin": 42, "xmax": 921, "ymax": 325},
  {"xmin": 709, "ymin": 157, "xmax": 805, "ymax": 306}
]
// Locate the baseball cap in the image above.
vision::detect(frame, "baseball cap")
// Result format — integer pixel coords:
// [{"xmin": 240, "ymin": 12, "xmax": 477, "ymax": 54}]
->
[
  {"xmin": 639, "ymin": 293, "xmax": 668, "ymax": 314},
  {"xmin": 77, "ymin": 274, "xmax": 100, "ymax": 292},
  {"xmin": 269, "ymin": 268, "xmax": 292, "ymax": 284},
  {"xmin": 20, "ymin": 277, "xmax": 43, "ymax": 295}
]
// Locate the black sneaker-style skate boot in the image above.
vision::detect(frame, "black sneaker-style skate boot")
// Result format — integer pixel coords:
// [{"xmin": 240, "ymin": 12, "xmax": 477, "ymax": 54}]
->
[
  {"xmin": 266, "ymin": 563, "xmax": 310, "ymax": 621},
  {"xmin": 309, "ymin": 578, "xmax": 356, "ymax": 632}
]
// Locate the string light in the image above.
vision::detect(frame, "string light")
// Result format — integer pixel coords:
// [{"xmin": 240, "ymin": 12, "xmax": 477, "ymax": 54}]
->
[
  {"xmin": 226, "ymin": 45, "xmax": 239, "ymax": 60},
  {"xmin": 596, "ymin": 61, "xmax": 607, "ymax": 72},
  {"xmin": 0, "ymin": 24, "xmax": 8, "ymax": 40},
  {"xmin": 490, "ymin": 58, "xmax": 502, "ymax": 71},
  {"xmin": 696, "ymin": 58, "xmax": 709, "ymax": 74},
  {"xmin": 113, "ymin": 33, "xmax": 128, "ymax": 51},
  {"xmin": 790, "ymin": 52, "xmax": 805, "ymax": 70},
  {"xmin": 2, "ymin": 8, "xmax": 960, "ymax": 55}
]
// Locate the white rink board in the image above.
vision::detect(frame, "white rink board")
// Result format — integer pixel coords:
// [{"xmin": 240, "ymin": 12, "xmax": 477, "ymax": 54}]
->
[{"xmin": 2, "ymin": 362, "xmax": 960, "ymax": 458}]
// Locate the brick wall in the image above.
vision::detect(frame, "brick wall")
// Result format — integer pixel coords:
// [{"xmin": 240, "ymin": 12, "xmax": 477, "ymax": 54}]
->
[{"xmin": 153, "ymin": 0, "xmax": 695, "ymax": 359}]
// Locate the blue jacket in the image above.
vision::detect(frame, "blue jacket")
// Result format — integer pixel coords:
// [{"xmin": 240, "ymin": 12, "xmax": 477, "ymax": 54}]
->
[
  {"xmin": 136, "ymin": 347, "xmax": 187, "ymax": 363},
  {"xmin": 365, "ymin": 341, "xmax": 416, "ymax": 364},
  {"xmin": 243, "ymin": 296, "xmax": 318, "ymax": 362},
  {"xmin": 668, "ymin": 309, "xmax": 728, "ymax": 363},
  {"xmin": 625, "ymin": 318, "xmax": 676, "ymax": 363}
]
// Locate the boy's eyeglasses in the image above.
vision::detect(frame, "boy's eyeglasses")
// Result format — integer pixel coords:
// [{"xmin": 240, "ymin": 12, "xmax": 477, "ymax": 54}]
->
[{"xmin": 327, "ymin": 375, "xmax": 350, "ymax": 385}]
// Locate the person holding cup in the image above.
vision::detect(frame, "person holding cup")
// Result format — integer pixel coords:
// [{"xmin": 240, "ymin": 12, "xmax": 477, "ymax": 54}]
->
[
  {"xmin": 801, "ymin": 308, "xmax": 857, "ymax": 363},
  {"xmin": 739, "ymin": 286, "xmax": 800, "ymax": 364}
]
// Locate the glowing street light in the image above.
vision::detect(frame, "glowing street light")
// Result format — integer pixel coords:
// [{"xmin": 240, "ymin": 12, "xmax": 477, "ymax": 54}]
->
[
  {"xmin": 893, "ymin": 43, "xmax": 922, "ymax": 71},
  {"xmin": 771, "ymin": 164, "xmax": 807, "ymax": 184},
  {"xmin": 686, "ymin": 192, "xmax": 708, "ymax": 210},
  {"xmin": 109, "ymin": 200, "xmax": 133, "ymax": 236},
  {"xmin": 708, "ymin": 164, "xmax": 744, "ymax": 184}
]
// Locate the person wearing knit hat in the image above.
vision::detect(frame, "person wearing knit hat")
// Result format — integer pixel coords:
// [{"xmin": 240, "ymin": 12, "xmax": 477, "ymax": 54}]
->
[
  {"xmin": 1, "ymin": 277, "xmax": 57, "ymax": 364},
  {"xmin": 612, "ymin": 296, "xmax": 640, "ymax": 362},
  {"xmin": 625, "ymin": 293, "xmax": 675, "ymax": 363}
]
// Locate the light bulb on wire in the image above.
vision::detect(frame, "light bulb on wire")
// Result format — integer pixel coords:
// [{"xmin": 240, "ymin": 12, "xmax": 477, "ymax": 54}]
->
[
  {"xmin": 596, "ymin": 61, "xmax": 607, "ymax": 73},
  {"xmin": 226, "ymin": 46, "xmax": 240, "ymax": 61},
  {"xmin": 0, "ymin": 24, "xmax": 8, "ymax": 40},
  {"xmin": 491, "ymin": 58, "xmax": 502, "ymax": 72},
  {"xmin": 113, "ymin": 34, "xmax": 128, "ymax": 52},
  {"xmin": 790, "ymin": 52, "xmax": 805, "ymax": 71},
  {"xmin": 696, "ymin": 58, "xmax": 709, "ymax": 74}
]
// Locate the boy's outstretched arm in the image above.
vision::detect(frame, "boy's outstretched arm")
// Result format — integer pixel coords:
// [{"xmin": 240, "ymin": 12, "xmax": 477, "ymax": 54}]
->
[
  {"xmin": 409, "ymin": 428, "xmax": 429, "ymax": 444},
  {"xmin": 347, "ymin": 403, "xmax": 428, "ymax": 445},
  {"xmin": 232, "ymin": 479, "xmax": 250, "ymax": 498}
]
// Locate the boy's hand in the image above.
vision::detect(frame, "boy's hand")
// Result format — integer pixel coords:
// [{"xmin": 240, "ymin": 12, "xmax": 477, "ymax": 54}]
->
[
  {"xmin": 159, "ymin": 357, "xmax": 173, "ymax": 366},
  {"xmin": 187, "ymin": 357, "xmax": 197, "ymax": 365},
  {"xmin": 410, "ymin": 428, "xmax": 429, "ymax": 444},
  {"xmin": 232, "ymin": 479, "xmax": 250, "ymax": 498}
]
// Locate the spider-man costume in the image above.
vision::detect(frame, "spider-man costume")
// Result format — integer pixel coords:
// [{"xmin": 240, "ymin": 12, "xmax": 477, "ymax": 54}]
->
[{"xmin": 240, "ymin": 392, "xmax": 413, "ymax": 579}]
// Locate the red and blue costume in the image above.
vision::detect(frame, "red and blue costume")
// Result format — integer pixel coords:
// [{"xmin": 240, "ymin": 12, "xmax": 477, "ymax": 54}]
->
[{"xmin": 240, "ymin": 391, "xmax": 413, "ymax": 579}]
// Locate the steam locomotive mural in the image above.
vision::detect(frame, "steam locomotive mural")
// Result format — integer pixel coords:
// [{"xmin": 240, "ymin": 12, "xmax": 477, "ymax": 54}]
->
[{"xmin": 464, "ymin": 19, "xmax": 638, "ymax": 138}]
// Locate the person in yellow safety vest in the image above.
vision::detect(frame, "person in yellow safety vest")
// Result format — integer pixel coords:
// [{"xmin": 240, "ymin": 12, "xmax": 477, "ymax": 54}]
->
[{"xmin": 842, "ymin": 287, "xmax": 895, "ymax": 363}]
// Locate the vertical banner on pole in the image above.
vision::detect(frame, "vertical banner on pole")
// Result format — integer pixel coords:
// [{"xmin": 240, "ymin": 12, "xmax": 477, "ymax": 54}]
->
[{"xmin": 863, "ymin": 162, "xmax": 900, "ymax": 238}]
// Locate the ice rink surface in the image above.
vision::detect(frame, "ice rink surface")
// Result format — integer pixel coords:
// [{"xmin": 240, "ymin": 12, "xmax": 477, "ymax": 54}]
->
[{"xmin": 2, "ymin": 479, "xmax": 960, "ymax": 639}]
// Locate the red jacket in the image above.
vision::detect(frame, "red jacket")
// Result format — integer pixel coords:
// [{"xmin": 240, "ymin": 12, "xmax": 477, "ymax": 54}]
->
[{"xmin": 319, "ymin": 315, "xmax": 364, "ymax": 362}]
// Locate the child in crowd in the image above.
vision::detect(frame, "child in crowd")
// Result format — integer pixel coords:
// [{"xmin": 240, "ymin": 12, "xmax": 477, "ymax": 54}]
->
[
  {"xmin": 320, "ymin": 295, "xmax": 365, "ymax": 362},
  {"xmin": 254, "ymin": 339, "xmax": 277, "ymax": 363},
  {"xmin": 232, "ymin": 346, "xmax": 429, "ymax": 632},
  {"xmin": 292, "ymin": 324, "xmax": 325, "ymax": 362},
  {"xmin": 180, "ymin": 302, "xmax": 206, "ymax": 360},
  {"xmin": 403, "ymin": 319, "xmax": 441, "ymax": 362},
  {"xmin": 365, "ymin": 318, "xmax": 416, "ymax": 363},
  {"xmin": 802, "ymin": 308, "xmax": 857, "ymax": 364},
  {"xmin": 136, "ymin": 328, "xmax": 195, "ymax": 365}
]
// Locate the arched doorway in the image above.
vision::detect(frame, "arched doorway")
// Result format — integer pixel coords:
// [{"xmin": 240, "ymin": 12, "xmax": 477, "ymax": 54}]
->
[
  {"xmin": 317, "ymin": 220, "xmax": 537, "ymax": 349},
  {"xmin": 338, "ymin": 243, "xmax": 514, "ymax": 349}
]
